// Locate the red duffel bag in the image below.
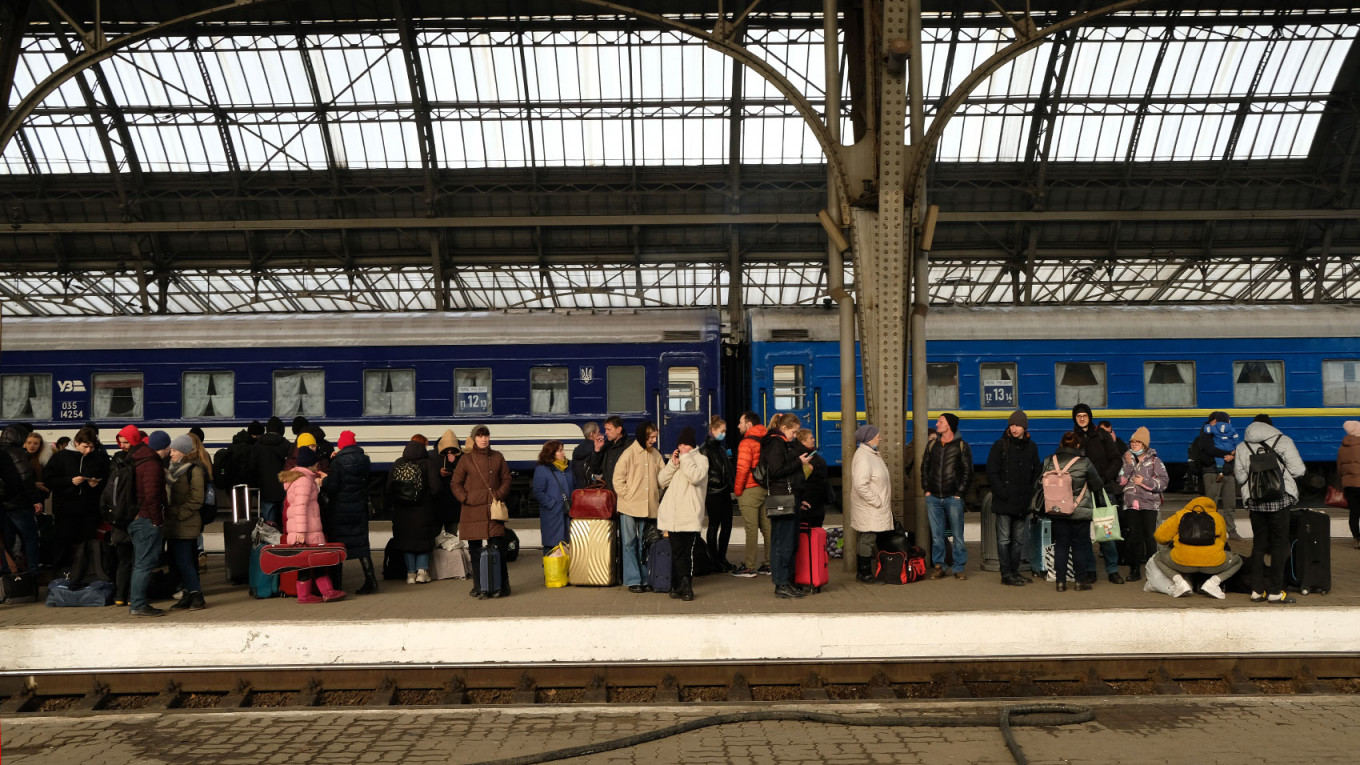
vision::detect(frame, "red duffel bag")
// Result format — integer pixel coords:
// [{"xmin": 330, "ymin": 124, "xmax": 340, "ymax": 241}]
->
[
  {"xmin": 570, "ymin": 482, "xmax": 616, "ymax": 519},
  {"xmin": 259, "ymin": 543, "xmax": 348, "ymax": 575}
]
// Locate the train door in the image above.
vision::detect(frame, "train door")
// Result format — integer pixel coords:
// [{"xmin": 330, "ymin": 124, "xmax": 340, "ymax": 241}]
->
[
  {"xmin": 760, "ymin": 353, "xmax": 814, "ymax": 438},
  {"xmin": 658, "ymin": 354, "xmax": 711, "ymax": 449}
]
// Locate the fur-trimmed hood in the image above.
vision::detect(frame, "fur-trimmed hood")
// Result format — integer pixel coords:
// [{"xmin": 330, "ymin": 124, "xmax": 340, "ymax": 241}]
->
[{"xmin": 278, "ymin": 467, "xmax": 313, "ymax": 485}]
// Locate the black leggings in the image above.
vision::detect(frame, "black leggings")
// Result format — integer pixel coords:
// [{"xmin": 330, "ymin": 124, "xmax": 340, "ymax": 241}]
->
[
  {"xmin": 1347, "ymin": 487, "xmax": 1360, "ymax": 540},
  {"xmin": 1122, "ymin": 508, "xmax": 1159, "ymax": 567},
  {"xmin": 705, "ymin": 493, "xmax": 733, "ymax": 564}
]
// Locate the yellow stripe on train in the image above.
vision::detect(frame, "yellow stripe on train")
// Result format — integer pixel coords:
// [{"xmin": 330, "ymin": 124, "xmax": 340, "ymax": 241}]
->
[{"xmin": 823, "ymin": 407, "xmax": 1360, "ymax": 421}]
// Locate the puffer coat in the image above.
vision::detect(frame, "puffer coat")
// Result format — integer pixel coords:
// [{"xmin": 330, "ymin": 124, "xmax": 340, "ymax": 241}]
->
[
  {"xmin": 984, "ymin": 431, "xmax": 1042, "ymax": 517},
  {"xmin": 1118, "ymin": 447, "xmax": 1170, "ymax": 514},
  {"xmin": 451, "ymin": 446, "xmax": 511, "ymax": 541},
  {"xmin": 922, "ymin": 437, "xmax": 974, "ymax": 498},
  {"xmin": 1338, "ymin": 434, "xmax": 1360, "ymax": 489},
  {"xmin": 850, "ymin": 443, "xmax": 892, "ymax": 533},
  {"xmin": 320, "ymin": 444, "xmax": 371, "ymax": 557},
  {"xmin": 281, "ymin": 466, "xmax": 324, "ymax": 545},
  {"xmin": 657, "ymin": 449, "xmax": 709, "ymax": 533},
  {"xmin": 1041, "ymin": 446, "xmax": 1103, "ymax": 521}
]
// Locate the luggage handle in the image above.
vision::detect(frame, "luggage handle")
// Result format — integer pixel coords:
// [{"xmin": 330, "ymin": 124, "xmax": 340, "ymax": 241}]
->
[{"xmin": 232, "ymin": 484, "xmax": 260, "ymax": 523}]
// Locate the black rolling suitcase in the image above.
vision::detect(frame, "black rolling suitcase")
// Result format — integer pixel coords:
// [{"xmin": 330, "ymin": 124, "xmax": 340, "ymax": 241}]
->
[
  {"xmin": 1286, "ymin": 508, "xmax": 1331, "ymax": 595},
  {"xmin": 224, "ymin": 484, "xmax": 258, "ymax": 585}
]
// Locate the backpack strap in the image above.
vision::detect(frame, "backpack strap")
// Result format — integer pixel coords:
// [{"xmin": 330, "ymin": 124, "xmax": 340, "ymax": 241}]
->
[{"xmin": 1061, "ymin": 456, "xmax": 1080, "ymax": 473}]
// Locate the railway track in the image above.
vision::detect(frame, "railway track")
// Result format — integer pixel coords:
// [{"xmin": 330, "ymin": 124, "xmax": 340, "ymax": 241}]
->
[{"xmin": 4, "ymin": 655, "xmax": 1360, "ymax": 715}]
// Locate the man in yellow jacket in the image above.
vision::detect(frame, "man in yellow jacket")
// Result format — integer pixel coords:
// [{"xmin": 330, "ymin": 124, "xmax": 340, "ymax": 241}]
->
[{"xmin": 1151, "ymin": 496, "xmax": 1244, "ymax": 600}]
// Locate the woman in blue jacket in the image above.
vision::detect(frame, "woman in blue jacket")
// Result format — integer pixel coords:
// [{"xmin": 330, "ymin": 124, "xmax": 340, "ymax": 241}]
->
[{"xmin": 532, "ymin": 440, "xmax": 575, "ymax": 552}]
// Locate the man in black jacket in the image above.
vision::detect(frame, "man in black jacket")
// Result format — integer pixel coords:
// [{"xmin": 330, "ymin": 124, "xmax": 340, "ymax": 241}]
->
[
  {"xmin": 1072, "ymin": 404, "xmax": 1124, "ymax": 584},
  {"xmin": 252, "ymin": 416, "xmax": 291, "ymax": 524},
  {"xmin": 985, "ymin": 410, "xmax": 1043, "ymax": 586},
  {"xmin": 571, "ymin": 422, "xmax": 599, "ymax": 486},
  {"xmin": 0, "ymin": 423, "xmax": 46, "ymax": 579},
  {"xmin": 923, "ymin": 413, "xmax": 974, "ymax": 580},
  {"xmin": 585, "ymin": 416, "xmax": 630, "ymax": 492}
]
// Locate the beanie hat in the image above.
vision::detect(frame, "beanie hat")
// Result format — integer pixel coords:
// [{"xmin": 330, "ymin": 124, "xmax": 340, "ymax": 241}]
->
[
  {"xmin": 116, "ymin": 424, "xmax": 143, "ymax": 446},
  {"xmin": 189, "ymin": 427, "xmax": 205, "ymax": 443},
  {"xmin": 295, "ymin": 446, "xmax": 317, "ymax": 468},
  {"xmin": 471, "ymin": 424, "xmax": 490, "ymax": 439},
  {"xmin": 677, "ymin": 427, "xmax": 697, "ymax": 448},
  {"xmin": 337, "ymin": 430, "xmax": 357, "ymax": 450},
  {"xmin": 940, "ymin": 413, "xmax": 960, "ymax": 434},
  {"xmin": 169, "ymin": 434, "xmax": 195, "ymax": 454},
  {"xmin": 266, "ymin": 416, "xmax": 285, "ymax": 435},
  {"xmin": 247, "ymin": 420, "xmax": 264, "ymax": 437},
  {"xmin": 854, "ymin": 424, "xmax": 880, "ymax": 444},
  {"xmin": 148, "ymin": 431, "xmax": 172, "ymax": 451},
  {"xmin": 291, "ymin": 416, "xmax": 309, "ymax": 436},
  {"xmin": 296, "ymin": 432, "xmax": 317, "ymax": 449},
  {"xmin": 1007, "ymin": 410, "xmax": 1028, "ymax": 429},
  {"xmin": 1071, "ymin": 403, "xmax": 1094, "ymax": 420},
  {"xmin": 411, "ymin": 433, "xmax": 428, "ymax": 446},
  {"xmin": 1344, "ymin": 421, "xmax": 1360, "ymax": 438},
  {"xmin": 1130, "ymin": 426, "xmax": 1151, "ymax": 447}
]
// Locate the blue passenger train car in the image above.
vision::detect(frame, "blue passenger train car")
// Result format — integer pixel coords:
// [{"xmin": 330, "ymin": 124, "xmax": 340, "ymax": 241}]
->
[
  {"xmin": 0, "ymin": 310, "xmax": 723, "ymax": 470},
  {"xmin": 749, "ymin": 305, "xmax": 1360, "ymax": 480}
]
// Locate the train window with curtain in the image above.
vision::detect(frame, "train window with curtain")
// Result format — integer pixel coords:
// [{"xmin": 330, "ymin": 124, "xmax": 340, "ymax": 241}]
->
[
  {"xmin": 927, "ymin": 363, "xmax": 959, "ymax": 409},
  {"xmin": 1232, "ymin": 361, "xmax": 1284, "ymax": 407},
  {"xmin": 364, "ymin": 369, "xmax": 416, "ymax": 416},
  {"xmin": 979, "ymin": 363, "xmax": 1017, "ymax": 409},
  {"xmin": 1144, "ymin": 362, "xmax": 1195, "ymax": 408},
  {"xmin": 530, "ymin": 367, "xmax": 570, "ymax": 414},
  {"xmin": 1055, "ymin": 362, "xmax": 1106, "ymax": 408},
  {"xmin": 772, "ymin": 365, "xmax": 805, "ymax": 410},
  {"xmin": 607, "ymin": 366, "xmax": 646, "ymax": 412},
  {"xmin": 454, "ymin": 368, "xmax": 493, "ymax": 415},
  {"xmin": 92, "ymin": 373, "xmax": 144, "ymax": 420},
  {"xmin": 182, "ymin": 372, "xmax": 235, "ymax": 418},
  {"xmin": 273, "ymin": 370, "xmax": 325, "ymax": 418},
  {"xmin": 1, "ymin": 374, "xmax": 52, "ymax": 421},
  {"xmin": 667, "ymin": 367, "xmax": 701, "ymax": 412},
  {"xmin": 1322, "ymin": 360, "xmax": 1360, "ymax": 406}
]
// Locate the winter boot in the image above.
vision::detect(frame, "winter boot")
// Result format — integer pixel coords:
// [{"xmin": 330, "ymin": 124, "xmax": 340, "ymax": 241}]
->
[
  {"xmin": 679, "ymin": 577, "xmax": 695, "ymax": 602},
  {"xmin": 856, "ymin": 555, "xmax": 881, "ymax": 584},
  {"xmin": 296, "ymin": 580, "xmax": 323, "ymax": 604},
  {"xmin": 356, "ymin": 557, "xmax": 379, "ymax": 595},
  {"xmin": 189, "ymin": 591, "xmax": 207, "ymax": 610},
  {"xmin": 315, "ymin": 575, "xmax": 347, "ymax": 603}
]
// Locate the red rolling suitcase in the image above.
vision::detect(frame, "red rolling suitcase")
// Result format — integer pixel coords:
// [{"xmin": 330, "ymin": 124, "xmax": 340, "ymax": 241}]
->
[
  {"xmin": 259, "ymin": 543, "xmax": 348, "ymax": 575},
  {"xmin": 795, "ymin": 524, "xmax": 829, "ymax": 592},
  {"xmin": 570, "ymin": 482, "xmax": 616, "ymax": 519}
]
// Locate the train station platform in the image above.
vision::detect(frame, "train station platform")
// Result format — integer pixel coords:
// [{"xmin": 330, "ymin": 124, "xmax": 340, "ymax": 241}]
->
[{"xmin": 3, "ymin": 502, "xmax": 1358, "ymax": 675}]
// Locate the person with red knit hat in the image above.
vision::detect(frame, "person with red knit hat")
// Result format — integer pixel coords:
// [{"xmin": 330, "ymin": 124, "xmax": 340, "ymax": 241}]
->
[
  {"xmin": 111, "ymin": 424, "xmax": 169, "ymax": 616},
  {"xmin": 320, "ymin": 430, "xmax": 375, "ymax": 594}
]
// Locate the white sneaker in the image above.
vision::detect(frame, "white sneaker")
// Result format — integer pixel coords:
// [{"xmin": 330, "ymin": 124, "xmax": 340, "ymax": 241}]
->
[
  {"xmin": 1200, "ymin": 576, "xmax": 1226, "ymax": 600},
  {"xmin": 406, "ymin": 572, "xmax": 417, "ymax": 585},
  {"xmin": 1170, "ymin": 575, "xmax": 1193, "ymax": 598},
  {"xmin": 415, "ymin": 569, "xmax": 431, "ymax": 584}
]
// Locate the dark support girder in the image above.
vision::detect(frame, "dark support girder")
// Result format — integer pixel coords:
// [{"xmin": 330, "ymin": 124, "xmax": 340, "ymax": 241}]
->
[
  {"xmin": 393, "ymin": 0, "xmax": 439, "ymax": 214},
  {"xmin": 0, "ymin": 0, "xmax": 31, "ymax": 122}
]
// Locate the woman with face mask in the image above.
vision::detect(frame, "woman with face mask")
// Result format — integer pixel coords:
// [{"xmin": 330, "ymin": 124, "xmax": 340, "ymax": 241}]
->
[
  {"xmin": 698, "ymin": 416, "xmax": 735, "ymax": 572},
  {"xmin": 1117, "ymin": 426, "xmax": 1168, "ymax": 583}
]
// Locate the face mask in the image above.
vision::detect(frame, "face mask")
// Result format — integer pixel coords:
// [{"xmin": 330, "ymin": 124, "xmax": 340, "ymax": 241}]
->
[
  {"xmin": 715, "ymin": 432, "xmax": 726, "ymax": 441},
  {"xmin": 869, "ymin": 443, "xmax": 879, "ymax": 452},
  {"xmin": 1132, "ymin": 447, "xmax": 1145, "ymax": 456}
]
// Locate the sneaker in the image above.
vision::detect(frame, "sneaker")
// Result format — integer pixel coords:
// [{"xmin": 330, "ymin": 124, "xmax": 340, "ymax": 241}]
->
[
  {"xmin": 1200, "ymin": 577, "xmax": 1226, "ymax": 600},
  {"xmin": 406, "ymin": 573, "xmax": 417, "ymax": 585},
  {"xmin": 756, "ymin": 564, "xmax": 772, "ymax": 576},
  {"xmin": 1170, "ymin": 575, "xmax": 1193, "ymax": 598},
  {"xmin": 774, "ymin": 585, "xmax": 805, "ymax": 599},
  {"xmin": 114, "ymin": 600, "xmax": 127, "ymax": 607},
  {"xmin": 628, "ymin": 584, "xmax": 646, "ymax": 593},
  {"xmin": 130, "ymin": 605, "xmax": 165, "ymax": 617},
  {"xmin": 415, "ymin": 569, "xmax": 431, "ymax": 584},
  {"xmin": 1250, "ymin": 591, "xmax": 1267, "ymax": 603},
  {"xmin": 170, "ymin": 595, "xmax": 193, "ymax": 611},
  {"xmin": 730, "ymin": 565, "xmax": 758, "ymax": 578},
  {"xmin": 1268, "ymin": 592, "xmax": 1297, "ymax": 604},
  {"xmin": 171, "ymin": 589, "xmax": 185, "ymax": 601}
]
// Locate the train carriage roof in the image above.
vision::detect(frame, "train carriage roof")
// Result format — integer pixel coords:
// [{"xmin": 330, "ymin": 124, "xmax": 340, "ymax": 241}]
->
[
  {"xmin": 0, "ymin": 309, "xmax": 720, "ymax": 351},
  {"xmin": 748, "ymin": 305, "xmax": 1360, "ymax": 343}
]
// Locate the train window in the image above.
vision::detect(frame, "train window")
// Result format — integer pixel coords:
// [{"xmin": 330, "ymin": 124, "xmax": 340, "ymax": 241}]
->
[
  {"xmin": 927, "ymin": 363, "xmax": 959, "ymax": 409},
  {"xmin": 1233, "ymin": 361, "xmax": 1284, "ymax": 407},
  {"xmin": 1055, "ymin": 362, "xmax": 1106, "ymax": 408},
  {"xmin": 91, "ymin": 373, "xmax": 144, "ymax": 420},
  {"xmin": 530, "ymin": 367, "xmax": 570, "ymax": 414},
  {"xmin": 182, "ymin": 372, "xmax": 235, "ymax": 418},
  {"xmin": 0, "ymin": 374, "xmax": 52, "ymax": 421},
  {"xmin": 273, "ymin": 370, "xmax": 325, "ymax": 418},
  {"xmin": 772, "ymin": 365, "xmax": 805, "ymax": 410},
  {"xmin": 607, "ymin": 366, "xmax": 646, "ymax": 412},
  {"xmin": 1322, "ymin": 360, "xmax": 1360, "ymax": 406},
  {"xmin": 454, "ymin": 368, "xmax": 493, "ymax": 415},
  {"xmin": 667, "ymin": 367, "xmax": 701, "ymax": 412},
  {"xmin": 1144, "ymin": 362, "xmax": 1195, "ymax": 408},
  {"xmin": 364, "ymin": 369, "xmax": 416, "ymax": 416},
  {"xmin": 979, "ymin": 363, "xmax": 1016, "ymax": 409}
]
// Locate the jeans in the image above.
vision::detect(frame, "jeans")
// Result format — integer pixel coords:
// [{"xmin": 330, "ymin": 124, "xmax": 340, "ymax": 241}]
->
[
  {"xmin": 1052, "ymin": 518, "xmax": 1093, "ymax": 584},
  {"xmin": 994, "ymin": 514, "xmax": 1028, "ymax": 577},
  {"xmin": 261, "ymin": 501, "xmax": 281, "ymax": 525},
  {"xmin": 128, "ymin": 517, "xmax": 162, "ymax": 611},
  {"xmin": 925, "ymin": 494, "xmax": 966, "ymax": 572},
  {"xmin": 769, "ymin": 515, "xmax": 797, "ymax": 588},
  {"xmin": 1249, "ymin": 509, "xmax": 1291, "ymax": 594},
  {"xmin": 705, "ymin": 493, "xmax": 734, "ymax": 567},
  {"xmin": 736, "ymin": 487, "xmax": 771, "ymax": 569},
  {"xmin": 168, "ymin": 538, "xmax": 201, "ymax": 595},
  {"xmin": 620, "ymin": 515, "xmax": 655, "ymax": 587},
  {"xmin": 2, "ymin": 508, "xmax": 42, "ymax": 576},
  {"xmin": 1094, "ymin": 540, "xmax": 1120, "ymax": 575},
  {"xmin": 405, "ymin": 552, "xmax": 430, "ymax": 572}
]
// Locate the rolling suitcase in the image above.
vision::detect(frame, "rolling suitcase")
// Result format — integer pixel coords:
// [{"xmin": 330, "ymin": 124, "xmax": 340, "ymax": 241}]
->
[
  {"xmin": 647, "ymin": 536, "xmax": 672, "ymax": 593},
  {"xmin": 796, "ymin": 524, "xmax": 830, "ymax": 591},
  {"xmin": 249, "ymin": 544, "xmax": 280, "ymax": 598},
  {"xmin": 1286, "ymin": 508, "xmax": 1331, "ymax": 595},
  {"xmin": 568, "ymin": 516, "xmax": 620, "ymax": 586},
  {"xmin": 475, "ymin": 544, "xmax": 503, "ymax": 596},
  {"xmin": 224, "ymin": 485, "xmax": 257, "ymax": 585}
]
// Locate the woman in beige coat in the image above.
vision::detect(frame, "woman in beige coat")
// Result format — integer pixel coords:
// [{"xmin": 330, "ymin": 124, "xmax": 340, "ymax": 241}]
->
[
  {"xmin": 658, "ymin": 427, "xmax": 708, "ymax": 601},
  {"xmin": 613, "ymin": 421, "xmax": 666, "ymax": 592},
  {"xmin": 850, "ymin": 424, "xmax": 892, "ymax": 583}
]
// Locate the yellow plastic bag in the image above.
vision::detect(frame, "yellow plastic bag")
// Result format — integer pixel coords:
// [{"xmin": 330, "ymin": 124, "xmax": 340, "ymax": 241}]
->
[{"xmin": 543, "ymin": 543, "xmax": 570, "ymax": 588}]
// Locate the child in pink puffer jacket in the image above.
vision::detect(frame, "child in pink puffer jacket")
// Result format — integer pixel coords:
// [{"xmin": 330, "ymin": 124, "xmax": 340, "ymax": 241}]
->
[{"xmin": 279, "ymin": 447, "xmax": 346, "ymax": 603}]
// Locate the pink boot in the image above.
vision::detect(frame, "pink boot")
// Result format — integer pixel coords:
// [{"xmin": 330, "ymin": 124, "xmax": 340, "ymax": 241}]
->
[
  {"xmin": 296, "ymin": 579, "xmax": 322, "ymax": 604},
  {"xmin": 314, "ymin": 575, "xmax": 347, "ymax": 603}
]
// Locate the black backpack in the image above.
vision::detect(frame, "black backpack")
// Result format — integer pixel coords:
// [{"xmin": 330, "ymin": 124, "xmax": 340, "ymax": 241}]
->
[
  {"xmin": 389, "ymin": 460, "xmax": 426, "ymax": 504},
  {"xmin": 1177, "ymin": 510, "xmax": 1217, "ymax": 546},
  {"xmin": 100, "ymin": 451, "xmax": 151, "ymax": 528},
  {"xmin": 212, "ymin": 448, "xmax": 234, "ymax": 492},
  {"xmin": 1247, "ymin": 435, "xmax": 1286, "ymax": 503}
]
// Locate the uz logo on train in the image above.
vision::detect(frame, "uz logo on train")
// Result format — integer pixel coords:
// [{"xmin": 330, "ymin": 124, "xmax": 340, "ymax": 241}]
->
[{"xmin": 56, "ymin": 379, "xmax": 88, "ymax": 420}]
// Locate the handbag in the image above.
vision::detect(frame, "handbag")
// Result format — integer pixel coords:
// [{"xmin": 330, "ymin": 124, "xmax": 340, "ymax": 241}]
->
[
  {"xmin": 1325, "ymin": 485, "xmax": 1349, "ymax": 510},
  {"xmin": 570, "ymin": 481, "xmax": 616, "ymax": 519},
  {"xmin": 1090, "ymin": 490, "xmax": 1122, "ymax": 542},
  {"xmin": 472, "ymin": 455, "xmax": 510, "ymax": 521},
  {"xmin": 764, "ymin": 478, "xmax": 796, "ymax": 517}
]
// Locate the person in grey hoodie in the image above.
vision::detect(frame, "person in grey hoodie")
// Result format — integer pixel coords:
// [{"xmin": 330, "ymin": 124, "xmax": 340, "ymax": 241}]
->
[{"xmin": 1233, "ymin": 415, "xmax": 1306, "ymax": 604}]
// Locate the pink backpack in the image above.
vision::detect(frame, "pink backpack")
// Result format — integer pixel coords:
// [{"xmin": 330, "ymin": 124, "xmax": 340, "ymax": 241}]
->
[{"xmin": 1041, "ymin": 456, "xmax": 1087, "ymax": 516}]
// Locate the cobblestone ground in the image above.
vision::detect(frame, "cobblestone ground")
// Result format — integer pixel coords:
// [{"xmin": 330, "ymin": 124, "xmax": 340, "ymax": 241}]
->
[{"xmin": 5, "ymin": 696, "xmax": 1360, "ymax": 765}]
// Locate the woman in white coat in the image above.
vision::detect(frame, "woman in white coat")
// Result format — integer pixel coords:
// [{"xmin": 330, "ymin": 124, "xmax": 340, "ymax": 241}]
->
[
  {"xmin": 850, "ymin": 424, "xmax": 892, "ymax": 583},
  {"xmin": 658, "ymin": 427, "xmax": 709, "ymax": 601}
]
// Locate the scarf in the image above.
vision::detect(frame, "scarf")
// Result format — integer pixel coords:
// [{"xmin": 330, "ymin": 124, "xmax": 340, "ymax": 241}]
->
[{"xmin": 553, "ymin": 458, "xmax": 569, "ymax": 472}]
